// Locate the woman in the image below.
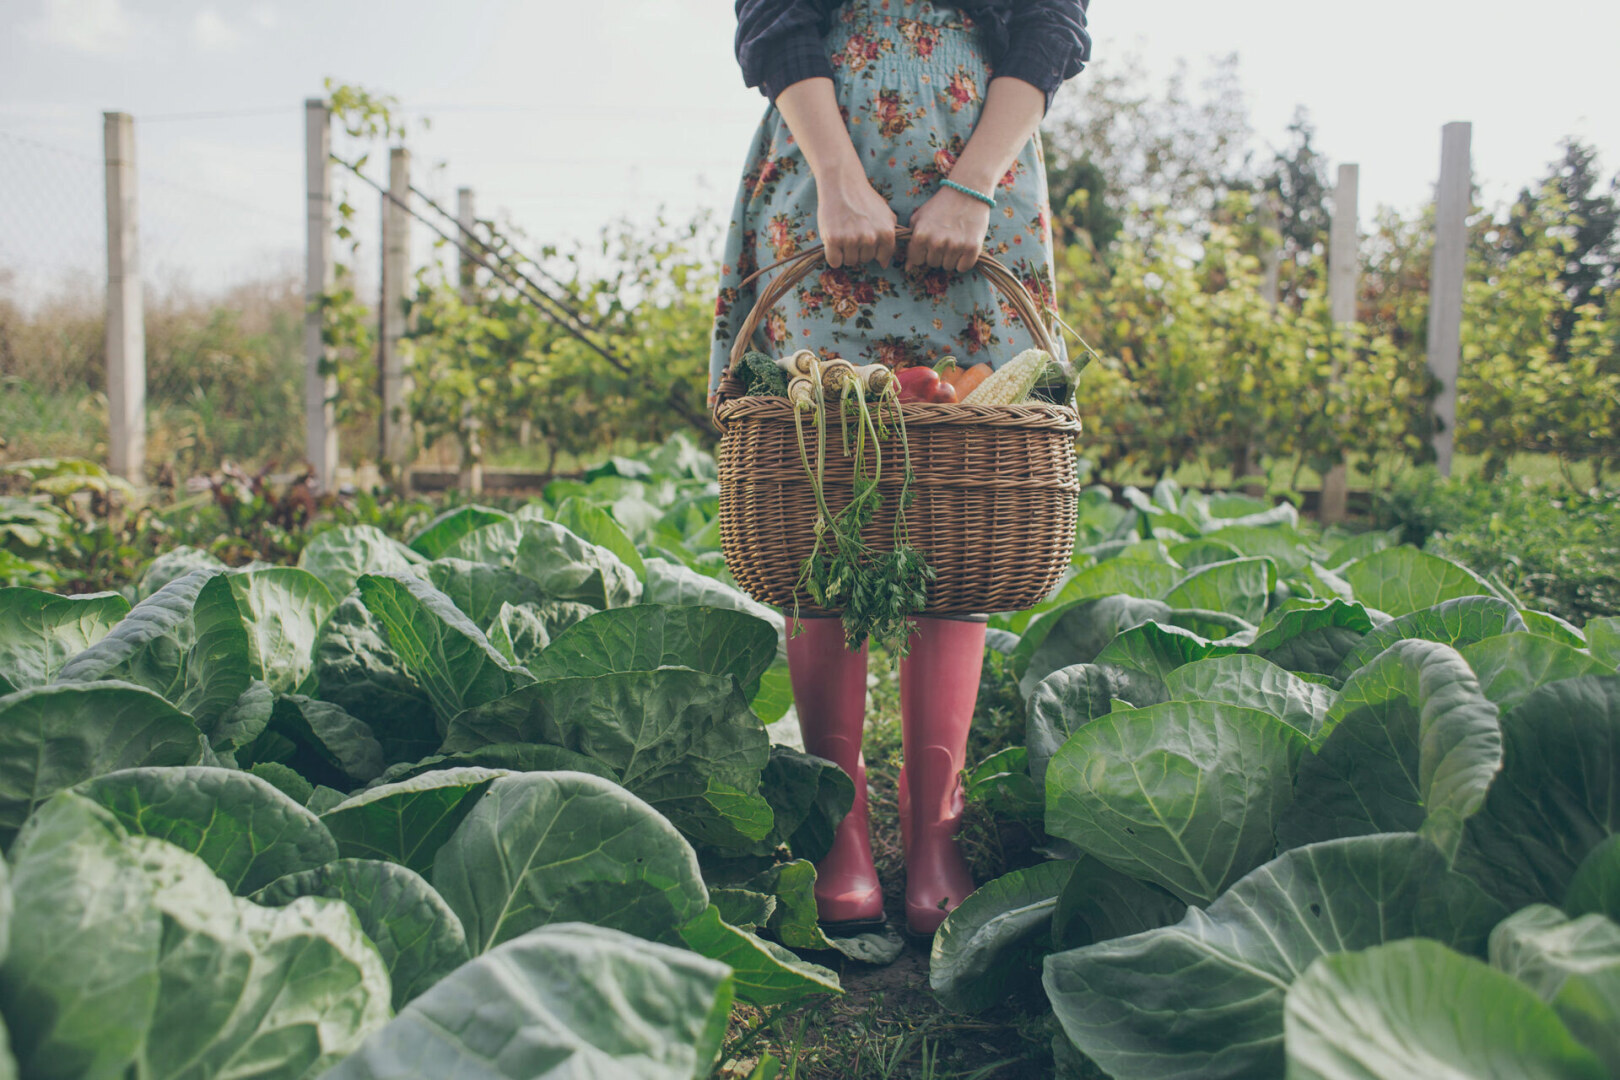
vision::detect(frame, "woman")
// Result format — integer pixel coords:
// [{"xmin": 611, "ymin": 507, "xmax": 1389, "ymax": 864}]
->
[{"xmin": 713, "ymin": 0, "xmax": 1090, "ymax": 936}]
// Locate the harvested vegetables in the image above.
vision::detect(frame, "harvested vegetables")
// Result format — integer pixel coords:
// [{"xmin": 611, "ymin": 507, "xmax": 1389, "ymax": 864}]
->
[
  {"xmin": 961, "ymin": 348, "xmax": 1051, "ymax": 406},
  {"xmin": 789, "ymin": 356, "xmax": 933, "ymax": 654}
]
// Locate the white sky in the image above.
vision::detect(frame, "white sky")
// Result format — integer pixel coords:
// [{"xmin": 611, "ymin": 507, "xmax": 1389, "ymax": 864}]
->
[{"xmin": 1, "ymin": 0, "xmax": 1615, "ymax": 303}]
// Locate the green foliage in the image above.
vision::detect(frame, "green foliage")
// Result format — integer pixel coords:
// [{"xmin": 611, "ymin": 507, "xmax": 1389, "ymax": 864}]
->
[{"xmin": 1381, "ymin": 468, "xmax": 1620, "ymax": 625}]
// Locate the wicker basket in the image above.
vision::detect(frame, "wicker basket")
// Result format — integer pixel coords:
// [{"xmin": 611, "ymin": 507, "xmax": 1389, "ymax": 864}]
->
[{"xmin": 712, "ymin": 229, "xmax": 1082, "ymax": 616}]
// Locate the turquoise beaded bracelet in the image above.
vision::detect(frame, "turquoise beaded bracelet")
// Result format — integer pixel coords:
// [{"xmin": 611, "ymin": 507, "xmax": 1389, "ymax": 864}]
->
[{"xmin": 940, "ymin": 178, "xmax": 995, "ymax": 208}]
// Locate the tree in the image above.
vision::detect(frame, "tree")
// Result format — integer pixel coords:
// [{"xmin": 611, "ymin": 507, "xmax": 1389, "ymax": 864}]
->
[
  {"xmin": 1499, "ymin": 139, "xmax": 1619, "ymax": 356},
  {"xmin": 1260, "ymin": 110, "xmax": 1333, "ymax": 307},
  {"xmin": 1042, "ymin": 53, "xmax": 1254, "ymax": 252}
]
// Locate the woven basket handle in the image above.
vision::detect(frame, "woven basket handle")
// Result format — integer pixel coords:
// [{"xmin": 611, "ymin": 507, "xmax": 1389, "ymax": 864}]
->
[{"xmin": 714, "ymin": 226, "xmax": 1057, "ymax": 411}]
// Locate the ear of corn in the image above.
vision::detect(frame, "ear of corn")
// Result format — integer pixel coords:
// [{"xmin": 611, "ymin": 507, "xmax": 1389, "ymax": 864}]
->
[{"xmin": 960, "ymin": 348, "xmax": 1051, "ymax": 406}]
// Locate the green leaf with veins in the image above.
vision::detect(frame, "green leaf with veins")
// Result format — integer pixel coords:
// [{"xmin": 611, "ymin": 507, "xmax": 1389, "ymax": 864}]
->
[
  {"xmin": 1281, "ymin": 639, "xmax": 1502, "ymax": 862},
  {"xmin": 431, "ymin": 771, "xmax": 707, "ymax": 952},
  {"xmin": 1284, "ymin": 938, "xmax": 1605, "ymax": 1080},
  {"xmin": 1045, "ymin": 700, "xmax": 1306, "ymax": 905},
  {"xmin": 0, "ymin": 587, "xmax": 129, "ymax": 693}
]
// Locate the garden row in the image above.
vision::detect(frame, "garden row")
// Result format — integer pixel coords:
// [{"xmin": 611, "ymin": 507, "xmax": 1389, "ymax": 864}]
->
[
  {"xmin": 933, "ymin": 480, "xmax": 1620, "ymax": 1078},
  {"xmin": 2, "ymin": 439, "xmax": 1618, "ymax": 1078},
  {"xmin": 0, "ymin": 437, "xmax": 855, "ymax": 1080}
]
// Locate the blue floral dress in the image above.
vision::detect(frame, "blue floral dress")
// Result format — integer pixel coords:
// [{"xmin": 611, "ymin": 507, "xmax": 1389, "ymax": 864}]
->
[{"xmin": 709, "ymin": 0, "xmax": 1062, "ymax": 399}]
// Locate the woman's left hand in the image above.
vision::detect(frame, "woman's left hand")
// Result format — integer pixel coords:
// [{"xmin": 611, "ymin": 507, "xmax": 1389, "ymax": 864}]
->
[{"xmin": 905, "ymin": 186, "xmax": 992, "ymax": 273}]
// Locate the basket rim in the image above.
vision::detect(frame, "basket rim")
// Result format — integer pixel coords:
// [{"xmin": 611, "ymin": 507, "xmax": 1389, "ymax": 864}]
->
[{"xmin": 714, "ymin": 396, "xmax": 1083, "ymax": 434}]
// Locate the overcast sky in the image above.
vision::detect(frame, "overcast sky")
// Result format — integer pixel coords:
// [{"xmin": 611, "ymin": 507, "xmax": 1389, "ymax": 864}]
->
[{"xmin": 2, "ymin": 0, "xmax": 1615, "ymax": 303}]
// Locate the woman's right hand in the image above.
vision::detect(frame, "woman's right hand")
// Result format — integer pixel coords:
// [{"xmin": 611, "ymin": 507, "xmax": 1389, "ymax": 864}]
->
[
  {"xmin": 775, "ymin": 78, "xmax": 896, "ymax": 269},
  {"xmin": 816, "ymin": 168, "xmax": 897, "ymax": 269}
]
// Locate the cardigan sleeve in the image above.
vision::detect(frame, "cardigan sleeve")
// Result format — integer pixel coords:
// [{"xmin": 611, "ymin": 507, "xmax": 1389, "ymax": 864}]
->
[
  {"xmin": 734, "ymin": 0, "xmax": 843, "ymax": 102},
  {"xmin": 987, "ymin": 0, "xmax": 1091, "ymax": 112}
]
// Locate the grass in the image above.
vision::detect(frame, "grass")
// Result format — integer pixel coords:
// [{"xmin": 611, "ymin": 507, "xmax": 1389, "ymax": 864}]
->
[{"xmin": 715, "ymin": 649, "xmax": 1087, "ymax": 1080}]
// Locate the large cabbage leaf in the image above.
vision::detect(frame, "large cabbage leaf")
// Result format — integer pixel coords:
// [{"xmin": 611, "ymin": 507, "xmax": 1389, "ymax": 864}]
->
[
  {"xmin": 0, "ymin": 587, "xmax": 129, "ymax": 693},
  {"xmin": 443, "ymin": 668, "xmax": 771, "ymax": 850},
  {"xmin": 322, "ymin": 767, "xmax": 506, "ymax": 874},
  {"xmin": 2, "ymin": 792, "xmax": 390, "ymax": 1080},
  {"xmin": 254, "ymin": 858, "xmax": 471, "ymax": 1010},
  {"xmin": 56, "ymin": 569, "xmax": 251, "ymax": 728},
  {"xmin": 1284, "ymin": 938, "xmax": 1605, "ymax": 1080},
  {"xmin": 1045, "ymin": 700, "xmax": 1305, "ymax": 905},
  {"xmin": 1454, "ymin": 675, "xmax": 1620, "ymax": 910},
  {"xmin": 1043, "ymin": 834, "xmax": 1506, "ymax": 1080},
  {"xmin": 431, "ymin": 772, "xmax": 708, "ymax": 952},
  {"xmin": 323, "ymin": 924, "xmax": 733, "ymax": 1080},
  {"xmin": 74, "ymin": 765, "xmax": 337, "ymax": 895},
  {"xmin": 0, "ymin": 681, "xmax": 202, "ymax": 843},
  {"xmin": 356, "ymin": 572, "xmax": 533, "ymax": 728},
  {"xmin": 1281, "ymin": 639, "xmax": 1502, "ymax": 861}
]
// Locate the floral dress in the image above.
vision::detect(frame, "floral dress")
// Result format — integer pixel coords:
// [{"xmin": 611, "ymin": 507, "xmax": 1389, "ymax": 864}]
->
[{"xmin": 709, "ymin": 0, "xmax": 1063, "ymax": 400}]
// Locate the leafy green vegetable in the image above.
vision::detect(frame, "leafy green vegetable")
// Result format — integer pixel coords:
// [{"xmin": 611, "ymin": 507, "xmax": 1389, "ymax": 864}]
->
[
  {"xmin": 324, "ymin": 924, "xmax": 734, "ymax": 1080},
  {"xmin": 1163, "ymin": 556, "xmax": 1275, "ymax": 625},
  {"xmin": 0, "ymin": 682, "xmax": 202, "ymax": 843},
  {"xmin": 315, "ymin": 595, "xmax": 441, "ymax": 764},
  {"xmin": 1490, "ymin": 904, "xmax": 1620, "ymax": 1072},
  {"xmin": 1046, "ymin": 700, "xmax": 1305, "ymax": 904},
  {"xmin": 225, "ymin": 567, "xmax": 336, "ymax": 694},
  {"xmin": 1043, "ymin": 834, "xmax": 1506, "ymax": 1080},
  {"xmin": 254, "ymin": 858, "xmax": 471, "ymax": 1010},
  {"xmin": 1284, "ymin": 938, "xmax": 1606, "ymax": 1080},
  {"xmin": 356, "ymin": 571, "xmax": 533, "ymax": 727},
  {"xmin": 1251, "ymin": 598, "xmax": 1377, "ymax": 676},
  {"xmin": 431, "ymin": 771, "xmax": 708, "ymax": 952},
  {"xmin": 0, "ymin": 587, "xmax": 129, "ymax": 693},
  {"xmin": 1340, "ymin": 547, "xmax": 1497, "ymax": 617},
  {"xmin": 552, "ymin": 497, "xmax": 647, "ymax": 580},
  {"xmin": 74, "ymin": 765, "xmax": 338, "ymax": 894},
  {"xmin": 1049, "ymin": 855, "xmax": 1186, "ymax": 951},
  {"xmin": 642, "ymin": 556, "xmax": 786, "ymax": 653},
  {"xmin": 1566, "ymin": 835, "xmax": 1620, "ymax": 922},
  {"xmin": 679, "ymin": 904, "xmax": 841, "ymax": 1005},
  {"xmin": 298, "ymin": 524, "xmax": 425, "ymax": 599},
  {"xmin": 1455, "ymin": 676, "xmax": 1620, "ymax": 910},
  {"xmin": 249, "ymin": 693, "xmax": 386, "ymax": 786},
  {"xmin": 1016, "ymin": 595, "xmax": 1172, "ymax": 698},
  {"xmin": 930, "ymin": 860, "xmax": 1074, "ymax": 1013},
  {"xmin": 1588, "ymin": 617, "xmax": 1620, "ymax": 668},
  {"xmin": 408, "ymin": 505, "xmax": 512, "ymax": 559},
  {"xmin": 1163, "ymin": 653, "xmax": 1334, "ymax": 739},
  {"xmin": 322, "ymin": 767, "xmax": 505, "ymax": 874},
  {"xmin": 57, "ymin": 569, "xmax": 251, "ymax": 728},
  {"xmin": 513, "ymin": 519, "xmax": 642, "ymax": 609},
  {"xmin": 135, "ymin": 545, "xmax": 226, "ymax": 599},
  {"xmin": 1281, "ymin": 640, "xmax": 1502, "ymax": 861},
  {"xmin": 1092, "ymin": 618, "xmax": 1247, "ymax": 683},
  {"xmin": 1334, "ymin": 595, "xmax": 1528, "ymax": 678},
  {"xmin": 3, "ymin": 792, "xmax": 391, "ymax": 1080},
  {"xmin": 1459, "ymin": 632, "xmax": 1617, "ymax": 711},
  {"xmin": 424, "ymin": 557, "xmax": 566, "ymax": 630},
  {"xmin": 443, "ymin": 668, "xmax": 771, "ymax": 850},
  {"xmin": 526, "ymin": 603, "xmax": 777, "ymax": 695},
  {"xmin": 1025, "ymin": 663, "xmax": 1164, "ymax": 785}
]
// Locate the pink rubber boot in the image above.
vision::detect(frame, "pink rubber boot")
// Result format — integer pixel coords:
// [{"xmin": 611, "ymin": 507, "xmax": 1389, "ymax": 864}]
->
[
  {"xmin": 787, "ymin": 617, "xmax": 884, "ymax": 928},
  {"xmin": 899, "ymin": 615, "xmax": 985, "ymax": 935}
]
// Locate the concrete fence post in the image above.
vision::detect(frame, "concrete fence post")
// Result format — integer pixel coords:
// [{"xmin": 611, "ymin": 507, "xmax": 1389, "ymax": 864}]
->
[
  {"xmin": 103, "ymin": 111, "xmax": 146, "ymax": 483},
  {"xmin": 1428, "ymin": 122, "xmax": 1471, "ymax": 477},
  {"xmin": 1320, "ymin": 162, "xmax": 1360, "ymax": 523}
]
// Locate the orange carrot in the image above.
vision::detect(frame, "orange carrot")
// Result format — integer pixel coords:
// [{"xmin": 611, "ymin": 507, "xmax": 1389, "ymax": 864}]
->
[{"xmin": 953, "ymin": 363, "xmax": 993, "ymax": 398}]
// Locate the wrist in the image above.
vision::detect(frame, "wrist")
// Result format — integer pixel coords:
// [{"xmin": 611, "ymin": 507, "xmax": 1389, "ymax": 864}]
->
[
  {"xmin": 815, "ymin": 157, "xmax": 872, "ymax": 196},
  {"xmin": 944, "ymin": 167, "xmax": 997, "ymax": 198}
]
